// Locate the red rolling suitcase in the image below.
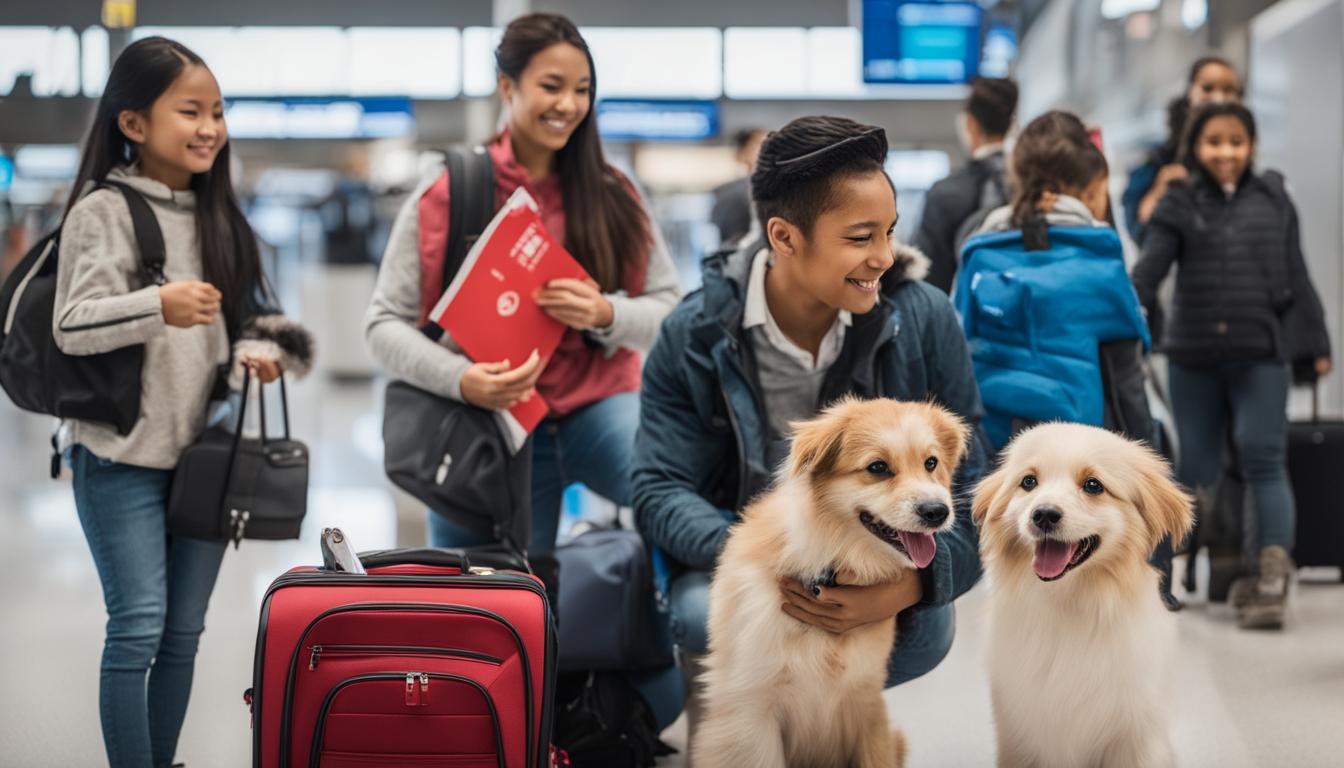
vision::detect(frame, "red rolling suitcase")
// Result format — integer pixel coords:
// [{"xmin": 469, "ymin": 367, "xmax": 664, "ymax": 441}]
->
[{"xmin": 247, "ymin": 547, "xmax": 556, "ymax": 768}]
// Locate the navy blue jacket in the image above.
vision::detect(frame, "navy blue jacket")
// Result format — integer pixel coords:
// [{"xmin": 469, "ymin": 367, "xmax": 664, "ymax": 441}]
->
[{"xmin": 631, "ymin": 243, "xmax": 991, "ymax": 611}]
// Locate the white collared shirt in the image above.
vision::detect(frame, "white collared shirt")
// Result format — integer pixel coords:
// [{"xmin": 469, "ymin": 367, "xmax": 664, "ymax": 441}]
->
[
  {"xmin": 742, "ymin": 248, "xmax": 851, "ymax": 371},
  {"xmin": 741, "ymin": 248, "xmax": 852, "ymax": 441}
]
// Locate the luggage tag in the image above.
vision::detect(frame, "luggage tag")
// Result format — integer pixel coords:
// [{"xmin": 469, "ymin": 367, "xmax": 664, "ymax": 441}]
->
[{"xmin": 320, "ymin": 527, "xmax": 367, "ymax": 574}]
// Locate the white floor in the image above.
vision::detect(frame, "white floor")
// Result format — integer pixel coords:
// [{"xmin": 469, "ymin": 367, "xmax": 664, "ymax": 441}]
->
[{"xmin": 3, "ymin": 378, "xmax": 1342, "ymax": 767}]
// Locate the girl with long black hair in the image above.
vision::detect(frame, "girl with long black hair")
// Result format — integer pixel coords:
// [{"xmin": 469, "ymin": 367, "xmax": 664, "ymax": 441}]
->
[{"xmin": 53, "ymin": 37, "xmax": 311, "ymax": 766}]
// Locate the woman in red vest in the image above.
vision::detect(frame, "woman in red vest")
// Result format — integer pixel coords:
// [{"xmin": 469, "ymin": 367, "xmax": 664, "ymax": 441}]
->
[{"xmin": 366, "ymin": 13, "xmax": 681, "ymax": 553}]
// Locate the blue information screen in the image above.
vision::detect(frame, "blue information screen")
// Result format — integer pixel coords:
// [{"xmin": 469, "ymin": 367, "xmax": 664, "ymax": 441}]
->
[
  {"xmin": 863, "ymin": 1, "xmax": 984, "ymax": 84},
  {"xmin": 223, "ymin": 97, "xmax": 415, "ymax": 140},
  {"xmin": 596, "ymin": 100, "xmax": 719, "ymax": 142}
]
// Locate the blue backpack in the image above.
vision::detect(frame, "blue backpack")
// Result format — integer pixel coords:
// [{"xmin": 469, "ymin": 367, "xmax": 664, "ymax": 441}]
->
[{"xmin": 954, "ymin": 223, "xmax": 1151, "ymax": 450}]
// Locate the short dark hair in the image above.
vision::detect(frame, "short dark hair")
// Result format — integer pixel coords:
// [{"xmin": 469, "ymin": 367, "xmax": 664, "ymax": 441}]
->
[
  {"xmin": 966, "ymin": 77, "xmax": 1019, "ymax": 137},
  {"xmin": 750, "ymin": 116, "xmax": 890, "ymax": 234},
  {"xmin": 1179, "ymin": 102, "xmax": 1257, "ymax": 169},
  {"xmin": 1008, "ymin": 110, "xmax": 1108, "ymax": 227}
]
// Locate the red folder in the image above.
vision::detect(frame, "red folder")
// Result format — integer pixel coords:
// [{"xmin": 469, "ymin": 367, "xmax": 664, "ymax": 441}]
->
[{"xmin": 427, "ymin": 188, "xmax": 590, "ymax": 447}]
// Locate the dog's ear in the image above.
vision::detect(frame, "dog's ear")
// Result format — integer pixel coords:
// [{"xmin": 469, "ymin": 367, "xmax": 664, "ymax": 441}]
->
[
  {"xmin": 927, "ymin": 404, "xmax": 971, "ymax": 473},
  {"xmin": 1133, "ymin": 449, "xmax": 1195, "ymax": 550},
  {"xmin": 971, "ymin": 466, "xmax": 1009, "ymax": 527},
  {"xmin": 788, "ymin": 409, "xmax": 848, "ymax": 479}
]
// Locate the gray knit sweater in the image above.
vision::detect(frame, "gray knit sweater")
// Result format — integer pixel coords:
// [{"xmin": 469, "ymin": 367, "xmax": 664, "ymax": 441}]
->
[
  {"xmin": 52, "ymin": 167, "xmax": 231, "ymax": 469},
  {"xmin": 365, "ymin": 172, "xmax": 683, "ymax": 403}
]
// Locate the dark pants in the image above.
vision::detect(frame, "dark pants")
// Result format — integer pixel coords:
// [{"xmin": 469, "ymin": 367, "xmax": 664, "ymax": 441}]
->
[{"xmin": 1169, "ymin": 362, "xmax": 1295, "ymax": 550}]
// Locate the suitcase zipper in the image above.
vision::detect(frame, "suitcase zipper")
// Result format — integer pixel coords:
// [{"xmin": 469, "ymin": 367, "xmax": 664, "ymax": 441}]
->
[
  {"xmin": 309, "ymin": 672, "xmax": 504, "ymax": 768},
  {"xmin": 308, "ymin": 644, "xmax": 503, "ymax": 671},
  {"xmin": 278, "ymin": 602, "xmax": 537, "ymax": 768}
]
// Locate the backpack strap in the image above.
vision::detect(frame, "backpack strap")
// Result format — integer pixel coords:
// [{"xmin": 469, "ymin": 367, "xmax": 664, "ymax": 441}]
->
[
  {"xmin": 422, "ymin": 145, "xmax": 495, "ymax": 341},
  {"xmin": 443, "ymin": 145, "xmax": 496, "ymax": 292},
  {"xmin": 974, "ymin": 155, "xmax": 1009, "ymax": 212},
  {"xmin": 99, "ymin": 181, "xmax": 167, "ymax": 286}
]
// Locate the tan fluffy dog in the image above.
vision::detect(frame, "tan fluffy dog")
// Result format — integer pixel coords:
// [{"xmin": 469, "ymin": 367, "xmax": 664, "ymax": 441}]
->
[
  {"xmin": 692, "ymin": 398, "xmax": 970, "ymax": 768},
  {"xmin": 974, "ymin": 423, "xmax": 1194, "ymax": 768}
]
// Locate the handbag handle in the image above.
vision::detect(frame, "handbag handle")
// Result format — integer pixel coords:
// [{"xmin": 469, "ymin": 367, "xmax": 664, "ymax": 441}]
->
[
  {"xmin": 357, "ymin": 547, "xmax": 474, "ymax": 572},
  {"xmin": 219, "ymin": 368, "xmax": 293, "ymax": 547},
  {"xmin": 246, "ymin": 370, "xmax": 292, "ymax": 442}
]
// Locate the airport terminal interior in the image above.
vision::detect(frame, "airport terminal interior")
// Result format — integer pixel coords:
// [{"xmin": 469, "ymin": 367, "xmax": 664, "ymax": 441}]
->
[{"xmin": 2, "ymin": 0, "xmax": 1342, "ymax": 766}]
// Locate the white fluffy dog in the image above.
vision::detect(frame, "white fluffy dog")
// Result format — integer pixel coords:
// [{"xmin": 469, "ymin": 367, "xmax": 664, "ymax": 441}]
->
[{"xmin": 974, "ymin": 423, "xmax": 1194, "ymax": 768}]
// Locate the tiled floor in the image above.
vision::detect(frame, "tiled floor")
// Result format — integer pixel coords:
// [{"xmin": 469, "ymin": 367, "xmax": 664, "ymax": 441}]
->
[{"xmin": 2, "ymin": 376, "xmax": 1342, "ymax": 767}]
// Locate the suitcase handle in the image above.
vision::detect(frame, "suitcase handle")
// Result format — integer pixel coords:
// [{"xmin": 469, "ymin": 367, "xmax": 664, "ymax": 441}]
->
[{"xmin": 357, "ymin": 547, "xmax": 473, "ymax": 572}]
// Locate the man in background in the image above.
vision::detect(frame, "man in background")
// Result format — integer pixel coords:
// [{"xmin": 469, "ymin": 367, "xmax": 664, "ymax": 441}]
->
[{"xmin": 893, "ymin": 77, "xmax": 1018, "ymax": 295}]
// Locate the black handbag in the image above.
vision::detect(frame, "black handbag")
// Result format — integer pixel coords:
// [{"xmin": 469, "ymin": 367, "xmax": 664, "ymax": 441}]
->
[
  {"xmin": 382, "ymin": 381, "xmax": 532, "ymax": 550},
  {"xmin": 167, "ymin": 369, "xmax": 308, "ymax": 546}
]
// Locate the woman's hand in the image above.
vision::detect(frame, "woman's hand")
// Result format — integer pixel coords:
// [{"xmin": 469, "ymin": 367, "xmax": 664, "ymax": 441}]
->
[
  {"xmin": 535, "ymin": 278, "xmax": 614, "ymax": 331},
  {"xmin": 459, "ymin": 350, "xmax": 544, "ymax": 411},
  {"xmin": 241, "ymin": 355, "xmax": 282, "ymax": 384},
  {"xmin": 1317, "ymin": 357, "xmax": 1333, "ymax": 377},
  {"xmin": 1138, "ymin": 164, "xmax": 1189, "ymax": 225},
  {"xmin": 778, "ymin": 568, "xmax": 924, "ymax": 635},
  {"xmin": 160, "ymin": 281, "xmax": 221, "ymax": 328}
]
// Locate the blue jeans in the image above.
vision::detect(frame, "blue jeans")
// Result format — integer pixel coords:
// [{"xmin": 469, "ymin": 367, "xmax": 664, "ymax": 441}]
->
[
  {"xmin": 69, "ymin": 445, "xmax": 228, "ymax": 768},
  {"xmin": 428, "ymin": 391, "xmax": 640, "ymax": 553},
  {"xmin": 668, "ymin": 570, "xmax": 956, "ymax": 688},
  {"xmin": 1169, "ymin": 362, "xmax": 1295, "ymax": 549}
]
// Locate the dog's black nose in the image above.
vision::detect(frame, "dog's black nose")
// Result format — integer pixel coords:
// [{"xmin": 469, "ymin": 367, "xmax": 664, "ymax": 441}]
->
[
  {"xmin": 916, "ymin": 501, "xmax": 950, "ymax": 527},
  {"xmin": 1032, "ymin": 505, "xmax": 1063, "ymax": 532}
]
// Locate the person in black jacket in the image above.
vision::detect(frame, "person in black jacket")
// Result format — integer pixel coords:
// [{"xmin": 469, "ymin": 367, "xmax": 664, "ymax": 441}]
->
[
  {"xmin": 892, "ymin": 76, "xmax": 1017, "ymax": 295},
  {"xmin": 1131, "ymin": 103, "xmax": 1332, "ymax": 630}
]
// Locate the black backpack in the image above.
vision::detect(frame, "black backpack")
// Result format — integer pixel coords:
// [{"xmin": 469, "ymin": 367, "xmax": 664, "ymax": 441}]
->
[
  {"xmin": 0, "ymin": 182, "xmax": 166, "ymax": 438},
  {"xmin": 554, "ymin": 671, "xmax": 676, "ymax": 767}
]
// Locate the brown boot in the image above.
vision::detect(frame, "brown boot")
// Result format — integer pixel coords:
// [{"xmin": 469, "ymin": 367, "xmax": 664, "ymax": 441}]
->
[{"xmin": 1236, "ymin": 545, "xmax": 1294, "ymax": 630}]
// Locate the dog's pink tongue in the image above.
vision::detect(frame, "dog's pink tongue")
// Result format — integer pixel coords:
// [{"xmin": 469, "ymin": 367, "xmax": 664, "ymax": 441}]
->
[
  {"xmin": 1033, "ymin": 539, "xmax": 1078, "ymax": 580},
  {"xmin": 897, "ymin": 532, "xmax": 937, "ymax": 568}
]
